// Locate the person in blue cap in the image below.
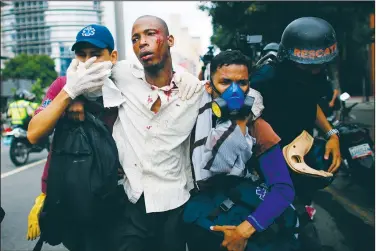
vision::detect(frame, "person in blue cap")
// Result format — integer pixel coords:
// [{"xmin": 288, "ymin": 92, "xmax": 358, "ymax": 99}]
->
[
  {"xmin": 70, "ymin": 24, "xmax": 118, "ymax": 72},
  {"xmin": 27, "ymin": 24, "xmax": 118, "ymax": 251}
]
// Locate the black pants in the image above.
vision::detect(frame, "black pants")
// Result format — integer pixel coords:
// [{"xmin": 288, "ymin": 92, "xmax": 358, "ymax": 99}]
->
[
  {"xmin": 114, "ymin": 191, "xmax": 186, "ymax": 251},
  {"xmin": 186, "ymin": 224, "xmax": 227, "ymax": 251}
]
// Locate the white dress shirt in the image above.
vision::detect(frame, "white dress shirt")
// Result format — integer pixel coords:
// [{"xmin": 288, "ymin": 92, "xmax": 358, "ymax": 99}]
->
[{"xmin": 103, "ymin": 61, "xmax": 203, "ymax": 213}]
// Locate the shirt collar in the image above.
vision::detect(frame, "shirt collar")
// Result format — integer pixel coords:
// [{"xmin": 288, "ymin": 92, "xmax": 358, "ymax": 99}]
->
[{"xmin": 131, "ymin": 63, "xmax": 178, "ymax": 92}]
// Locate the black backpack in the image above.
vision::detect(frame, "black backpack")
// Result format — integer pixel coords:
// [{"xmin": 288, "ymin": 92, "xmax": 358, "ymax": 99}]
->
[{"xmin": 34, "ymin": 111, "xmax": 120, "ymax": 250}]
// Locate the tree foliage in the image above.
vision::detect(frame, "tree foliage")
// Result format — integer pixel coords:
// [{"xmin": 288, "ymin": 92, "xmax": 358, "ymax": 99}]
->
[
  {"xmin": 1, "ymin": 54, "xmax": 58, "ymax": 102},
  {"xmin": 200, "ymin": 1, "xmax": 374, "ymax": 49},
  {"xmin": 1, "ymin": 54, "xmax": 57, "ymax": 89},
  {"xmin": 30, "ymin": 78, "xmax": 45, "ymax": 103},
  {"xmin": 199, "ymin": 1, "xmax": 375, "ymax": 95}
]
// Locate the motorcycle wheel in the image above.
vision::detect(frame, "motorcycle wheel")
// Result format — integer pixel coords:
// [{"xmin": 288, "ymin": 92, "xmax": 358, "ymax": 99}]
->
[{"xmin": 9, "ymin": 139, "xmax": 29, "ymax": 166}]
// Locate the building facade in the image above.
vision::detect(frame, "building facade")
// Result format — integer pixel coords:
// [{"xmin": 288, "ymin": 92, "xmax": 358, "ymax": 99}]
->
[
  {"xmin": 1, "ymin": 1, "xmax": 13, "ymax": 69},
  {"xmin": 168, "ymin": 14, "xmax": 202, "ymax": 76},
  {"xmin": 1, "ymin": 1, "xmax": 102, "ymax": 75}
]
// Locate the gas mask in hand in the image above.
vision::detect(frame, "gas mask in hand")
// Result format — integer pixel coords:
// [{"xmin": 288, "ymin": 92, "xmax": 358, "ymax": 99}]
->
[{"xmin": 211, "ymin": 82, "xmax": 254, "ymax": 120}]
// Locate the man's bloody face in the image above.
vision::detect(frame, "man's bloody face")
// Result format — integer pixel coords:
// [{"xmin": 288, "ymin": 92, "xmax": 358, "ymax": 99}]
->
[{"xmin": 131, "ymin": 17, "xmax": 174, "ymax": 70}]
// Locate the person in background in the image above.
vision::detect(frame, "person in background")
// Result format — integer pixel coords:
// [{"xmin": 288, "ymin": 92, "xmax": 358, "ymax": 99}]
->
[{"xmin": 7, "ymin": 90, "xmax": 35, "ymax": 129}]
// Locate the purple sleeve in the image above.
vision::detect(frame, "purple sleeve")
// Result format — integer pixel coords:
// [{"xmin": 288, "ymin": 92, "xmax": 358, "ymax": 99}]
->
[{"xmin": 246, "ymin": 144, "xmax": 295, "ymax": 232}]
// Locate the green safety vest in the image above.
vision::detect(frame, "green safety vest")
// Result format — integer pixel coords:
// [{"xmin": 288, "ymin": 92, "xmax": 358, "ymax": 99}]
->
[{"xmin": 8, "ymin": 100, "xmax": 32, "ymax": 125}]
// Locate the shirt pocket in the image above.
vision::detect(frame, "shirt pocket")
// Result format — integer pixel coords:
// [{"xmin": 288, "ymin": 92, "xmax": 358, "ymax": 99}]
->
[{"xmin": 164, "ymin": 101, "xmax": 197, "ymax": 135}]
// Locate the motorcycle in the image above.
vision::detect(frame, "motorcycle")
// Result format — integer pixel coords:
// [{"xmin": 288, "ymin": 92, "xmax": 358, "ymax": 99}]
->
[
  {"xmin": 2, "ymin": 126, "xmax": 51, "ymax": 166},
  {"xmin": 324, "ymin": 93, "xmax": 375, "ymax": 191}
]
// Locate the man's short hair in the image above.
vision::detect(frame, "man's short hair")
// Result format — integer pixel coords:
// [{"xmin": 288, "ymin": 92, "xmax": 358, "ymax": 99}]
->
[
  {"xmin": 135, "ymin": 15, "xmax": 170, "ymax": 36},
  {"xmin": 210, "ymin": 50, "xmax": 251, "ymax": 78},
  {"xmin": 107, "ymin": 47, "xmax": 114, "ymax": 54}
]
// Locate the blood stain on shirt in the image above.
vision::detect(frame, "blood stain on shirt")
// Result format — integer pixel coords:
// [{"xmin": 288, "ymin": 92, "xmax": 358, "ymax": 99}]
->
[
  {"xmin": 147, "ymin": 95, "xmax": 153, "ymax": 104},
  {"xmin": 164, "ymin": 89, "xmax": 172, "ymax": 102}
]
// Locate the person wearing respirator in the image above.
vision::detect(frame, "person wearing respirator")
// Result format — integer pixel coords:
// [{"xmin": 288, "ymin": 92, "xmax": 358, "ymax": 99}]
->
[{"xmin": 185, "ymin": 50, "xmax": 296, "ymax": 251}]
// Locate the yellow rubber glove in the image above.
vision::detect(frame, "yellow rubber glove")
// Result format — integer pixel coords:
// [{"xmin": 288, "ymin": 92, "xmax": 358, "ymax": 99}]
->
[{"xmin": 26, "ymin": 193, "xmax": 46, "ymax": 240}]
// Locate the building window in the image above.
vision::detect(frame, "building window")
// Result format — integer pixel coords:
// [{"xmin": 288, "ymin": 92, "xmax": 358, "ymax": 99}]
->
[{"xmin": 93, "ymin": 1, "xmax": 100, "ymax": 9}]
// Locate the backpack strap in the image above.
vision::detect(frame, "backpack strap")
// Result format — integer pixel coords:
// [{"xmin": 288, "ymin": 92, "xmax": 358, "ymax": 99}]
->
[
  {"xmin": 32, "ymin": 235, "xmax": 44, "ymax": 251},
  {"xmin": 206, "ymin": 181, "xmax": 259, "ymax": 222}
]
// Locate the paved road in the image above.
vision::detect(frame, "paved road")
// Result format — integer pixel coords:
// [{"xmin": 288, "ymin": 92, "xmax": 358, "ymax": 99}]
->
[
  {"xmin": 1, "ymin": 144, "xmax": 48, "ymax": 174},
  {"xmin": 0, "ymin": 142, "xmax": 64, "ymax": 251},
  {"xmin": 1, "ymin": 141, "xmax": 374, "ymax": 251}
]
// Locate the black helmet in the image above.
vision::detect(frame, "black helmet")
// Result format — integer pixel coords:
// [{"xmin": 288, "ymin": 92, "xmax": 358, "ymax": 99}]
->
[
  {"xmin": 14, "ymin": 89, "xmax": 31, "ymax": 100},
  {"xmin": 277, "ymin": 17, "xmax": 338, "ymax": 64},
  {"xmin": 25, "ymin": 93, "xmax": 36, "ymax": 102},
  {"xmin": 262, "ymin": 43, "xmax": 279, "ymax": 54}
]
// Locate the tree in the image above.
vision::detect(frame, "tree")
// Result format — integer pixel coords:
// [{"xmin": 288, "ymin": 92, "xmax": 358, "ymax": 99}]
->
[
  {"xmin": 30, "ymin": 78, "xmax": 45, "ymax": 103},
  {"xmin": 1, "ymin": 54, "xmax": 58, "ymax": 100},
  {"xmin": 199, "ymin": 1, "xmax": 375, "ymax": 95},
  {"xmin": 200, "ymin": 2, "xmax": 374, "ymax": 48}
]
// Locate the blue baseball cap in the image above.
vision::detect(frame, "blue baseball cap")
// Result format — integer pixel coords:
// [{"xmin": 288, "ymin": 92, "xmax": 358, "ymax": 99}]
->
[{"xmin": 71, "ymin": 24, "xmax": 115, "ymax": 51}]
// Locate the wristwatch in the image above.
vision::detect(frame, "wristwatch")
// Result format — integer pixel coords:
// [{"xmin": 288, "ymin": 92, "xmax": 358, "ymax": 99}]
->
[{"xmin": 325, "ymin": 128, "xmax": 340, "ymax": 139}]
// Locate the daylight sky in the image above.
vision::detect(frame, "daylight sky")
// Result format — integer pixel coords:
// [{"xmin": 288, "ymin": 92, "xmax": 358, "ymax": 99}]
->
[{"xmin": 102, "ymin": 1, "xmax": 213, "ymax": 60}]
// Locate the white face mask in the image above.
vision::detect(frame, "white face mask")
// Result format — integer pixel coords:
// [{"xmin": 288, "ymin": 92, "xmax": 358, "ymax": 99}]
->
[
  {"xmin": 83, "ymin": 88, "xmax": 103, "ymax": 101},
  {"xmin": 78, "ymin": 61, "xmax": 112, "ymax": 101}
]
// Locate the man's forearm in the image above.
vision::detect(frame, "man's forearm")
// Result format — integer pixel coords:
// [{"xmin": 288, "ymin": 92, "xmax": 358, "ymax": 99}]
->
[
  {"xmin": 315, "ymin": 105, "xmax": 333, "ymax": 133},
  {"xmin": 27, "ymin": 90, "xmax": 71, "ymax": 144},
  {"xmin": 247, "ymin": 145, "xmax": 295, "ymax": 232},
  {"xmin": 330, "ymin": 89, "xmax": 339, "ymax": 103}
]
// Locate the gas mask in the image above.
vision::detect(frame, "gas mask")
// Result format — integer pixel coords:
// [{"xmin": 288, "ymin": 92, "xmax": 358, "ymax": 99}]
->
[{"xmin": 211, "ymin": 82, "xmax": 254, "ymax": 119}]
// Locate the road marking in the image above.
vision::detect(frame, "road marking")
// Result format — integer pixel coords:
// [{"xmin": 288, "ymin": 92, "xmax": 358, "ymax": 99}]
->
[
  {"xmin": 1, "ymin": 159, "xmax": 47, "ymax": 179},
  {"xmin": 325, "ymin": 186, "xmax": 375, "ymax": 227}
]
